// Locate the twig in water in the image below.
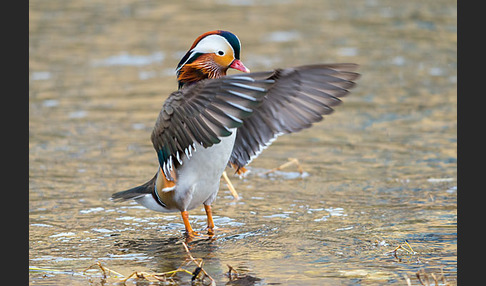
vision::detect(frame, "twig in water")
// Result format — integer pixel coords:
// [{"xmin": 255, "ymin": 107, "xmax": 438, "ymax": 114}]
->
[
  {"xmin": 263, "ymin": 157, "xmax": 304, "ymax": 175},
  {"xmin": 182, "ymin": 241, "xmax": 215, "ymax": 285},
  {"xmin": 414, "ymin": 268, "xmax": 450, "ymax": 286},
  {"xmin": 227, "ymin": 264, "xmax": 239, "ymax": 280},
  {"xmin": 386, "ymin": 240, "xmax": 415, "ymax": 259},
  {"xmin": 83, "ymin": 261, "xmax": 124, "ymax": 278},
  {"xmin": 83, "ymin": 242, "xmax": 216, "ymax": 285},
  {"xmin": 222, "ymin": 170, "xmax": 239, "ymax": 200}
]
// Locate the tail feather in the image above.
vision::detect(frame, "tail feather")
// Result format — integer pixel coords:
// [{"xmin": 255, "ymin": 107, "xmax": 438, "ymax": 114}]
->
[{"xmin": 111, "ymin": 174, "xmax": 157, "ymax": 202}]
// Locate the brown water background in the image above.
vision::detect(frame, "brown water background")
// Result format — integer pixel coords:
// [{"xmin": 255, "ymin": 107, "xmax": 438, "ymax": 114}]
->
[{"xmin": 30, "ymin": 0, "xmax": 456, "ymax": 285}]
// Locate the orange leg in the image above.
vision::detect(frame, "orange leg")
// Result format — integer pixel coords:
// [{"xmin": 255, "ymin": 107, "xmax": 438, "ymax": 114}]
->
[
  {"xmin": 181, "ymin": 211, "xmax": 197, "ymax": 237},
  {"xmin": 204, "ymin": 205, "xmax": 215, "ymax": 235}
]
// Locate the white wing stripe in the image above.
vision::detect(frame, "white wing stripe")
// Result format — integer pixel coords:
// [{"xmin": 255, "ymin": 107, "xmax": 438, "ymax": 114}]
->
[
  {"xmin": 226, "ymin": 101, "xmax": 253, "ymax": 113},
  {"xmin": 227, "ymin": 89, "xmax": 259, "ymax": 101},
  {"xmin": 230, "ymin": 82, "xmax": 266, "ymax": 92}
]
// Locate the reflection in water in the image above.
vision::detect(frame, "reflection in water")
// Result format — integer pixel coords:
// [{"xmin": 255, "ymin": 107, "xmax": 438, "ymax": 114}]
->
[{"xmin": 30, "ymin": 0, "xmax": 456, "ymax": 285}]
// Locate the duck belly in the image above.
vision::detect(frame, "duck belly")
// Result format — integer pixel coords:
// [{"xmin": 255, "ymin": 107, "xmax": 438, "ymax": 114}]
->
[{"xmin": 173, "ymin": 129, "xmax": 237, "ymax": 211}]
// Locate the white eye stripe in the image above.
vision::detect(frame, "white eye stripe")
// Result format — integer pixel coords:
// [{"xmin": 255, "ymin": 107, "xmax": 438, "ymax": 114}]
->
[
  {"xmin": 175, "ymin": 51, "xmax": 200, "ymax": 72},
  {"xmin": 192, "ymin": 34, "xmax": 234, "ymax": 56}
]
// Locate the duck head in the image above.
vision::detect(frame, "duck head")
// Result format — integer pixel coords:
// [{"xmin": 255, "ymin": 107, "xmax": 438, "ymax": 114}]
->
[{"xmin": 176, "ymin": 30, "xmax": 250, "ymax": 89}]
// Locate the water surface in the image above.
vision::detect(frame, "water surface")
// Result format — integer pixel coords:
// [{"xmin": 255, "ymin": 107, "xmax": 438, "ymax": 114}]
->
[{"xmin": 30, "ymin": 0, "xmax": 457, "ymax": 285}]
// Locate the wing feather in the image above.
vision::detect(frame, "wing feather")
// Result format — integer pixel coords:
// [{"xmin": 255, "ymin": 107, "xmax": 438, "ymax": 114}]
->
[
  {"xmin": 150, "ymin": 64, "xmax": 359, "ymax": 179},
  {"xmin": 229, "ymin": 64, "xmax": 360, "ymax": 171},
  {"xmin": 151, "ymin": 75, "xmax": 275, "ymax": 180}
]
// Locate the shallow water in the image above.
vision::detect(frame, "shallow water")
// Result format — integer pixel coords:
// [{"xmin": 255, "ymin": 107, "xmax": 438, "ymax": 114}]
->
[{"xmin": 30, "ymin": 0, "xmax": 456, "ymax": 285}]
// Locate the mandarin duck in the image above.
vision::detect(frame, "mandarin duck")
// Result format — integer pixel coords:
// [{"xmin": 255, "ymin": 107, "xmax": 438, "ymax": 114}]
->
[{"xmin": 111, "ymin": 30, "xmax": 360, "ymax": 237}]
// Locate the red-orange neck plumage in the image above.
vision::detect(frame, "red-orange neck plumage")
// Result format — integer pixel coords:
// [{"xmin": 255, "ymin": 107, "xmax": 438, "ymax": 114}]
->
[{"xmin": 177, "ymin": 54, "xmax": 227, "ymax": 89}]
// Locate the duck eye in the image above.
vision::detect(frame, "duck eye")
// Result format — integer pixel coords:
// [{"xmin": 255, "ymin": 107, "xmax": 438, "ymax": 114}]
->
[{"xmin": 217, "ymin": 50, "xmax": 225, "ymax": 56}]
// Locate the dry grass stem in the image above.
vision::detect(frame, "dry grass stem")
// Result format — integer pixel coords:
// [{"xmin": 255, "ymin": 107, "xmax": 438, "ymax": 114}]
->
[
  {"xmin": 182, "ymin": 241, "xmax": 215, "ymax": 284},
  {"xmin": 83, "ymin": 261, "xmax": 124, "ymax": 278},
  {"xmin": 82, "ymin": 242, "xmax": 216, "ymax": 285},
  {"xmin": 386, "ymin": 240, "xmax": 416, "ymax": 257},
  {"xmin": 414, "ymin": 269, "xmax": 450, "ymax": 286},
  {"xmin": 226, "ymin": 264, "xmax": 238, "ymax": 280}
]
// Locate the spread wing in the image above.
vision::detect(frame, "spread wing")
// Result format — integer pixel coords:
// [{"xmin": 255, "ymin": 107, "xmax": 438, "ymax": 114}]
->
[
  {"xmin": 151, "ymin": 75, "xmax": 275, "ymax": 180},
  {"xmin": 229, "ymin": 64, "xmax": 360, "ymax": 171}
]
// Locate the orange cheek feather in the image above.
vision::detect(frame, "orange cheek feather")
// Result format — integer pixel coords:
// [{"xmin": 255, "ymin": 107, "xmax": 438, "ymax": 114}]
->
[{"xmin": 214, "ymin": 52, "xmax": 234, "ymax": 68}]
